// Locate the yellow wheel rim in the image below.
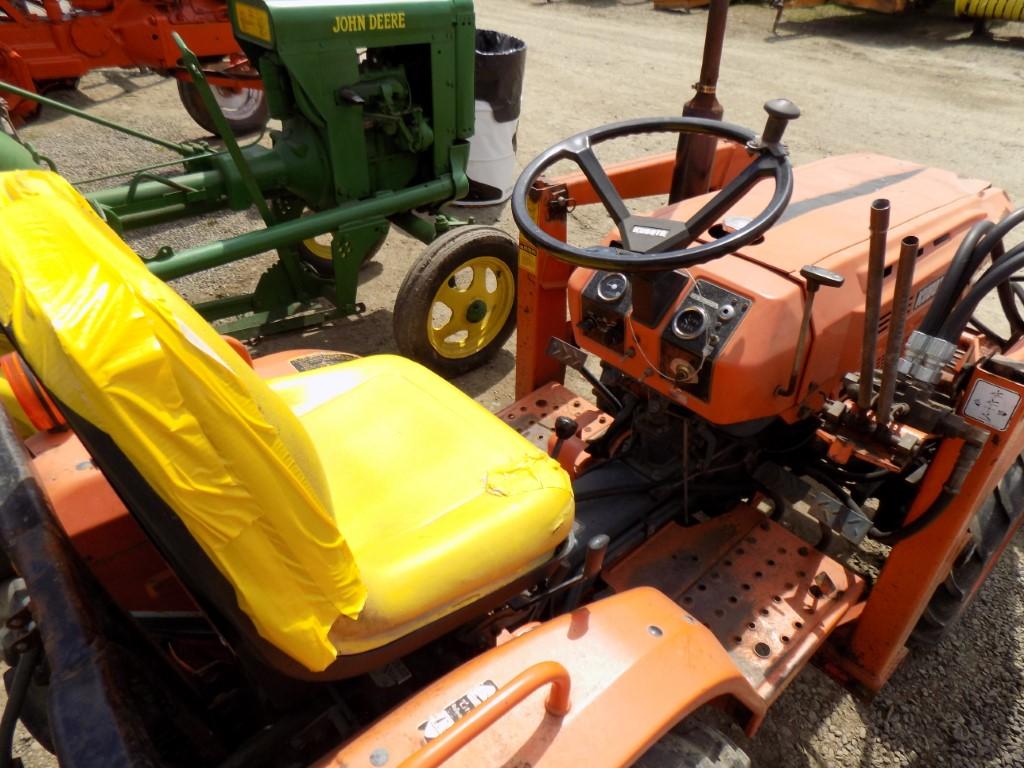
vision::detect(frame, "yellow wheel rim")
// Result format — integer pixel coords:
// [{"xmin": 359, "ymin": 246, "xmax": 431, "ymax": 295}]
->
[
  {"xmin": 301, "ymin": 231, "xmax": 332, "ymax": 262},
  {"xmin": 426, "ymin": 255, "xmax": 514, "ymax": 360}
]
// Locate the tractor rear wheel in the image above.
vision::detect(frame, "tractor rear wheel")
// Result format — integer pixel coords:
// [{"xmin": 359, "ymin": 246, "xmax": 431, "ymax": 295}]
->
[
  {"xmin": 911, "ymin": 452, "xmax": 1024, "ymax": 648},
  {"xmin": 394, "ymin": 226, "xmax": 517, "ymax": 378},
  {"xmin": 177, "ymin": 79, "xmax": 268, "ymax": 136},
  {"xmin": 634, "ymin": 722, "xmax": 750, "ymax": 768}
]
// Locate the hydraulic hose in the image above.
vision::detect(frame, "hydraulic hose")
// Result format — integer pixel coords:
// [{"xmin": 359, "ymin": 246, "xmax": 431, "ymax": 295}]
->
[
  {"xmin": 938, "ymin": 240, "xmax": 1024, "ymax": 342},
  {"xmin": 804, "ymin": 467, "xmax": 865, "ymax": 518},
  {"xmin": 818, "ymin": 458, "xmax": 890, "ymax": 482},
  {"xmin": 870, "ymin": 421, "xmax": 988, "ymax": 546},
  {"xmin": 919, "ymin": 220, "xmax": 993, "ymax": 335},
  {"xmin": 992, "ymin": 239, "xmax": 1024, "ymax": 339},
  {"xmin": 975, "ymin": 207, "xmax": 1024, "ymax": 262},
  {"xmin": 967, "ymin": 209, "xmax": 1024, "ymax": 338},
  {"xmin": 922, "ymin": 208, "xmax": 1024, "ymax": 341}
]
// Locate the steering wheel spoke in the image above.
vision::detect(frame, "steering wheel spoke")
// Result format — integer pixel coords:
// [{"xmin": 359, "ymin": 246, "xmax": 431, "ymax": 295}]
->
[
  {"xmin": 574, "ymin": 145, "xmax": 632, "ymax": 240},
  {"xmin": 653, "ymin": 155, "xmax": 776, "ymax": 254}
]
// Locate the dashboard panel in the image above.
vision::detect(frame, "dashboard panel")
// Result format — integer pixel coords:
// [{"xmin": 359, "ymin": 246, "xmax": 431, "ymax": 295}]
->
[
  {"xmin": 566, "ymin": 257, "xmax": 804, "ymax": 425},
  {"xmin": 658, "ymin": 279, "xmax": 752, "ymax": 400}
]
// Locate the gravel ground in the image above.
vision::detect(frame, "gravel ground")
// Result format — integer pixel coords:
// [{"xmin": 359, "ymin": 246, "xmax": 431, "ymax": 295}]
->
[{"xmin": 9, "ymin": 1, "xmax": 1024, "ymax": 766}]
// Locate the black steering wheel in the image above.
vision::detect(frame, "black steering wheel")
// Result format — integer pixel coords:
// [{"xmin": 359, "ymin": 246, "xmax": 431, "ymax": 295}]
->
[{"xmin": 511, "ymin": 100, "xmax": 800, "ymax": 272}]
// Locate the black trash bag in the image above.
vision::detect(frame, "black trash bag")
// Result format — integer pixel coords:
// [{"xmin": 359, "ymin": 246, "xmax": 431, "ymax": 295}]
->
[{"xmin": 474, "ymin": 30, "xmax": 526, "ymax": 124}]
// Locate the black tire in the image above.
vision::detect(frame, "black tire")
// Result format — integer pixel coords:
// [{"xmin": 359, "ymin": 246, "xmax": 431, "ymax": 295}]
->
[
  {"xmin": 910, "ymin": 452, "xmax": 1024, "ymax": 648},
  {"xmin": 297, "ymin": 225, "xmax": 390, "ymax": 276},
  {"xmin": 176, "ymin": 79, "xmax": 268, "ymax": 136},
  {"xmin": 634, "ymin": 722, "xmax": 751, "ymax": 768},
  {"xmin": 393, "ymin": 226, "xmax": 517, "ymax": 378}
]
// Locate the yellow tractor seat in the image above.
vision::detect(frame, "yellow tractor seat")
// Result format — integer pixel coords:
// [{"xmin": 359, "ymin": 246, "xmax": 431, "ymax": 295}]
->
[
  {"xmin": 0, "ymin": 170, "xmax": 574, "ymax": 675},
  {"xmin": 267, "ymin": 355, "xmax": 574, "ymax": 656}
]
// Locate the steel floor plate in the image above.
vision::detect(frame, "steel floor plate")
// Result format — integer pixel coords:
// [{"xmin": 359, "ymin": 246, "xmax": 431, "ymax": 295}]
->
[
  {"xmin": 495, "ymin": 381, "xmax": 611, "ymax": 449},
  {"xmin": 605, "ymin": 505, "xmax": 865, "ymax": 705}
]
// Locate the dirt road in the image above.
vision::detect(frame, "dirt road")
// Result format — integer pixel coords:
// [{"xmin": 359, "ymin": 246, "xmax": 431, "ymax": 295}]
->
[{"xmin": 11, "ymin": 1, "xmax": 1024, "ymax": 766}]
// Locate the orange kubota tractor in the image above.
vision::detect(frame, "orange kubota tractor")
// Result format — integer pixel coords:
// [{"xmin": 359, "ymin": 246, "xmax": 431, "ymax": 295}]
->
[
  {"xmin": 0, "ymin": 0, "xmax": 265, "ymax": 132},
  {"xmin": 1, "ymin": 2, "xmax": 1024, "ymax": 766}
]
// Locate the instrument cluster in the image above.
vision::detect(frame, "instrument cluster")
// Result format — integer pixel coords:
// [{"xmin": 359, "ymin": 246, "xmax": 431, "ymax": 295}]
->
[{"xmin": 578, "ymin": 270, "xmax": 752, "ymax": 401}]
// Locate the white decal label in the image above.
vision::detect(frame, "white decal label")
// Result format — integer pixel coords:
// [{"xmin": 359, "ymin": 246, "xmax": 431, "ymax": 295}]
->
[
  {"xmin": 417, "ymin": 681, "xmax": 499, "ymax": 742},
  {"xmin": 963, "ymin": 379, "xmax": 1021, "ymax": 432},
  {"xmin": 914, "ymin": 277, "xmax": 942, "ymax": 310}
]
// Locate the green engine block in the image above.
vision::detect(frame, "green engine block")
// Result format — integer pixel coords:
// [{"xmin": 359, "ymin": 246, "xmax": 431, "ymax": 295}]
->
[{"xmin": 234, "ymin": 0, "xmax": 476, "ymax": 210}]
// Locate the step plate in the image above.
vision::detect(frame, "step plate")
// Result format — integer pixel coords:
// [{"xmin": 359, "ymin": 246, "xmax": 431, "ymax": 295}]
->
[
  {"xmin": 495, "ymin": 381, "xmax": 611, "ymax": 450},
  {"xmin": 605, "ymin": 505, "xmax": 865, "ymax": 705}
]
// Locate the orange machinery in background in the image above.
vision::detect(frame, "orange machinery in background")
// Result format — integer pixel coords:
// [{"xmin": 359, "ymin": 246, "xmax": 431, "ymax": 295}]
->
[{"xmin": 0, "ymin": 0, "xmax": 265, "ymax": 132}]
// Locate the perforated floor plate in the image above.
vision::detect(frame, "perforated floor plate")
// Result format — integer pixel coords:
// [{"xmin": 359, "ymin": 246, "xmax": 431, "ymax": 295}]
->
[
  {"xmin": 605, "ymin": 505, "xmax": 864, "ymax": 704},
  {"xmin": 495, "ymin": 382, "xmax": 611, "ymax": 449}
]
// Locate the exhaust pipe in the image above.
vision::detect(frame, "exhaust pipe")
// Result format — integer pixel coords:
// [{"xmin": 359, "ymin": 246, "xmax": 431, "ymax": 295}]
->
[
  {"xmin": 667, "ymin": 0, "xmax": 728, "ymax": 203},
  {"xmin": 876, "ymin": 235, "xmax": 919, "ymax": 423},
  {"xmin": 858, "ymin": 198, "xmax": 890, "ymax": 410}
]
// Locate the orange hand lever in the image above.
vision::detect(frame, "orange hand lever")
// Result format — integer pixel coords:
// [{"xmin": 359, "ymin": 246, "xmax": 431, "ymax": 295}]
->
[{"xmin": 398, "ymin": 660, "xmax": 572, "ymax": 768}]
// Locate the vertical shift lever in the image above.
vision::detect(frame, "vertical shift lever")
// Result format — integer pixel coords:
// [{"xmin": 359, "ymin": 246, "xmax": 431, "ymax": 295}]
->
[
  {"xmin": 565, "ymin": 534, "xmax": 610, "ymax": 611},
  {"xmin": 550, "ymin": 416, "xmax": 578, "ymax": 461},
  {"xmin": 582, "ymin": 534, "xmax": 610, "ymax": 580}
]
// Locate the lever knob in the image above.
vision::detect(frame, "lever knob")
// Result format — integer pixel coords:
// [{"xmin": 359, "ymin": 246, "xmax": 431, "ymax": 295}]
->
[
  {"xmin": 554, "ymin": 415, "xmax": 579, "ymax": 441},
  {"xmin": 761, "ymin": 98, "xmax": 800, "ymax": 146},
  {"xmin": 583, "ymin": 534, "xmax": 610, "ymax": 579},
  {"xmin": 800, "ymin": 265, "xmax": 845, "ymax": 292}
]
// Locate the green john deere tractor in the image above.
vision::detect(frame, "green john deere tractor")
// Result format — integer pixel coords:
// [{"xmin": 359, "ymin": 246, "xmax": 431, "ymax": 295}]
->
[{"xmin": 0, "ymin": 0, "xmax": 518, "ymax": 377}]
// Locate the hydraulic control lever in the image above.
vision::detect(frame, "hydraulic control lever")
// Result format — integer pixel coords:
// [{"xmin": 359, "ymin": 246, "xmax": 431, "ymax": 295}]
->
[
  {"xmin": 858, "ymin": 199, "xmax": 891, "ymax": 411},
  {"xmin": 876, "ymin": 236, "xmax": 918, "ymax": 423},
  {"xmin": 776, "ymin": 264, "xmax": 845, "ymax": 397},
  {"xmin": 546, "ymin": 337, "xmax": 624, "ymax": 413}
]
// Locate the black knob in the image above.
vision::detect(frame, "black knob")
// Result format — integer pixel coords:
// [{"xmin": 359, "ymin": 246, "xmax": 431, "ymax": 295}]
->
[
  {"xmin": 800, "ymin": 265, "xmax": 845, "ymax": 292},
  {"xmin": 761, "ymin": 98, "xmax": 800, "ymax": 145},
  {"xmin": 554, "ymin": 415, "xmax": 578, "ymax": 441}
]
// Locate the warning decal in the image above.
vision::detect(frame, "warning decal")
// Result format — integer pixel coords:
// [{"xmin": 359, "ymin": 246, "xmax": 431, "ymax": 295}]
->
[
  {"xmin": 963, "ymin": 378, "xmax": 1021, "ymax": 432},
  {"xmin": 289, "ymin": 351, "xmax": 359, "ymax": 372},
  {"xmin": 417, "ymin": 680, "xmax": 499, "ymax": 742}
]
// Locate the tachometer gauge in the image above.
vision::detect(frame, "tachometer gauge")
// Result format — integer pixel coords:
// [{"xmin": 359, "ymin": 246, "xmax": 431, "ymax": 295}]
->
[{"xmin": 672, "ymin": 306, "xmax": 709, "ymax": 340}]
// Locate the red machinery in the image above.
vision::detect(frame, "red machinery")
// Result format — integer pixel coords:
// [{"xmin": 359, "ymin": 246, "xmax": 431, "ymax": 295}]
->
[{"xmin": 0, "ymin": 0, "xmax": 266, "ymax": 132}]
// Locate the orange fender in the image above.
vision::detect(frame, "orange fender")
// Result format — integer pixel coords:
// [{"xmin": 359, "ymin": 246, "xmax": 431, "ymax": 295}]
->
[{"xmin": 319, "ymin": 588, "xmax": 763, "ymax": 768}]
